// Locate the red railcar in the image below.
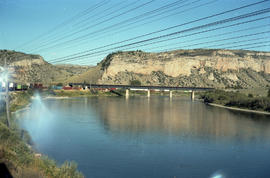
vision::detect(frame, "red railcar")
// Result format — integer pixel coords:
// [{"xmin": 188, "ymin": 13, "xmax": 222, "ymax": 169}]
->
[
  {"xmin": 63, "ymin": 86, "xmax": 73, "ymax": 90},
  {"xmin": 32, "ymin": 83, "xmax": 43, "ymax": 89}
]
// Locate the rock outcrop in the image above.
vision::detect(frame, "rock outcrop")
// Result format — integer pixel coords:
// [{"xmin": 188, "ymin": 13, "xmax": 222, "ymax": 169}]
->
[
  {"xmin": 0, "ymin": 50, "xmax": 90, "ymax": 84},
  {"xmin": 2, "ymin": 49, "xmax": 270, "ymax": 89},
  {"xmin": 95, "ymin": 49, "xmax": 270, "ymax": 88}
]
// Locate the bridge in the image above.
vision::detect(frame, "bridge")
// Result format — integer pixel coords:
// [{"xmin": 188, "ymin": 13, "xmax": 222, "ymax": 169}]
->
[{"xmin": 69, "ymin": 83, "xmax": 214, "ymax": 100}]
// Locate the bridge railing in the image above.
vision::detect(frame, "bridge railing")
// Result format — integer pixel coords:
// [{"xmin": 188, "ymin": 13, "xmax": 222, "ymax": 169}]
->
[{"xmin": 69, "ymin": 83, "xmax": 214, "ymax": 91}]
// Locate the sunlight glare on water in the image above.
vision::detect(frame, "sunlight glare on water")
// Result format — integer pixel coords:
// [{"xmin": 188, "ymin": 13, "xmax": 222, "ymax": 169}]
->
[
  {"xmin": 18, "ymin": 92, "xmax": 57, "ymax": 146},
  {"xmin": 210, "ymin": 170, "xmax": 226, "ymax": 178}
]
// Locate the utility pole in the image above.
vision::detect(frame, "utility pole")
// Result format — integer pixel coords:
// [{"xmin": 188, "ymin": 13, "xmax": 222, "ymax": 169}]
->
[{"xmin": 4, "ymin": 53, "xmax": 10, "ymax": 128}]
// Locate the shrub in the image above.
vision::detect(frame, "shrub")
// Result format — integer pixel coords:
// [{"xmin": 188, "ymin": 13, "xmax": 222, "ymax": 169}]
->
[
  {"xmin": 201, "ymin": 90, "xmax": 270, "ymax": 112},
  {"xmin": 130, "ymin": 80, "xmax": 141, "ymax": 86}
]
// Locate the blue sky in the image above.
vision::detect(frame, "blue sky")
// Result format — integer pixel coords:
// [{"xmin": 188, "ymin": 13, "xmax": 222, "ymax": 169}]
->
[{"xmin": 0, "ymin": 0, "xmax": 269, "ymax": 65}]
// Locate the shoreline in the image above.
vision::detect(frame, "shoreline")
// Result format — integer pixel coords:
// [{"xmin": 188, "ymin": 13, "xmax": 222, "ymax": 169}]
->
[
  {"xmin": 206, "ymin": 103, "xmax": 270, "ymax": 115},
  {"xmin": 3, "ymin": 91, "xmax": 84, "ymax": 177},
  {"xmin": 44, "ymin": 96, "xmax": 69, "ymax": 99}
]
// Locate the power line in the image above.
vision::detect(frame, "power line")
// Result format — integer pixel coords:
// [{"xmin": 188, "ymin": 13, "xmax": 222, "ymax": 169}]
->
[
  {"xmin": 164, "ymin": 34, "xmax": 269, "ymax": 51},
  {"xmin": 114, "ymin": 16, "xmax": 269, "ymax": 53},
  {"xmin": 27, "ymin": 0, "xmax": 112, "ymax": 47},
  {"xmin": 72, "ymin": 0, "xmax": 132, "ymax": 28},
  {"xmin": 49, "ymin": 8, "xmax": 270, "ymax": 63},
  {"xmin": 225, "ymin": 40, "xmax": 270, "ymax": 49},
  {"xmin": 24, "ymin": 0, "xmax": 136, "ymax": 50},
  {"xmin": 75, "ymin": 40, "xmax": 270, "ymax": 66},
  {"xmin": 28, "ymin": 0, "xmax": 157, "ymax": 52},
  {"xmin": 39, "ymin": 0, "xmax": 210, "ymax": 54},
  {"xmin": 140, "ymin": 23, "xmax": 270, "ymax": 52},
  {"xmin": 48, "ymin": 0, "xmax": 270, "ymax": 62},
  {"xmin": 60, "ymin": 27, "xmax": 270, "ymax": 65},
  {"xmin": 244, "ymin": 44, "xmax": 270, "ymax": 50},
  {"xmin": 52, "ymin": 16, "xmax": 270, "ymax": 64},
  {"xmin": 16, "ymin": 0, "xmax": 110, "ymax": 50},
  {"xmin": 51, "ymin": 16, "xmax": 270, "ymax": 65}
]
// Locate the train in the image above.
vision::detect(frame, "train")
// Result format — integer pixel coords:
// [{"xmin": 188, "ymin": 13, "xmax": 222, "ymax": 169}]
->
[
  {"xmin": 0, "ymin": 82, "xmax": 44, "ymax": 91},
  {"xmin": 0, "ymin": 82, "xmax": 117, "ymax": 92}
]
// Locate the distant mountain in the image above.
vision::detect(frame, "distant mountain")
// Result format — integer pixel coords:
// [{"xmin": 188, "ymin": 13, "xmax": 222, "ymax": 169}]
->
[
  {"xmin": 71, "ymin": 49, "xmax": 270, "ymax": 89},
  {"xmin": 0, "ymin": 50, "xmax": 91, "ymax": 85}
]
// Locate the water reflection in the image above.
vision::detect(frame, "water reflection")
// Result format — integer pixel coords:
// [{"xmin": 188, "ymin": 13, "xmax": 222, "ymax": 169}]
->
[
  {"xmin": 84, "ymin": 96, "xmax": 270, "ymax": 143},
  {"xmin": 16, "ymin": 96, "xmax": 270, "ymax": 178}
]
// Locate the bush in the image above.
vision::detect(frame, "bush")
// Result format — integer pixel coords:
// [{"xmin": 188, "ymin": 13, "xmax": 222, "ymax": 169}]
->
[
  {"xmin": 200, "ymin": 90, "xmax": 270, "ymax": 112},
  {"xmin": 130, "ymin": 80, "xmax": 141, "ymax": 86}
]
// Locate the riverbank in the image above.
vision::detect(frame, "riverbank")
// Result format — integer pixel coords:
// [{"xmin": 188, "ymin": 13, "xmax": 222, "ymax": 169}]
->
[
  {"xmin": 0, "ymin": 91, "xmax": 84, "ymax": 178},
  {"xmin": 207, "ymin": 103, "xmax": 270, "ymax": 115},
  {"xmin": 200, "ymin": 90, "xmax": 270, "ymax": 115}
]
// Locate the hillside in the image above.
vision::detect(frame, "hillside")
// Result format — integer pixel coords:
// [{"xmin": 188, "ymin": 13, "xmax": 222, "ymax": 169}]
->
[
  {"xmin": 0, "ymin": 50, "xmax": 91, "ymax": 85},
  {"xmin": 2, "ymin": 49, "xmax": 270, "ymax": 89},
  {"xmin": 72, "ymin": 49, "xmax": 270, "ymax": 89}
]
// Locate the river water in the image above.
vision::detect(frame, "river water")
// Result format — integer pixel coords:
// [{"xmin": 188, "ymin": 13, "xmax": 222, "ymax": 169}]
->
[{"xmin": 15, "ymin": 96, "xmax": 270, "ymax": 178}]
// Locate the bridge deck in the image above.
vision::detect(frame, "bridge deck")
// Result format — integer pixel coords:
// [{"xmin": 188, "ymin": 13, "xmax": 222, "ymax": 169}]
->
[{"xmin": 69, "ymin": 83, "xmax": 214, "ymax": 91}]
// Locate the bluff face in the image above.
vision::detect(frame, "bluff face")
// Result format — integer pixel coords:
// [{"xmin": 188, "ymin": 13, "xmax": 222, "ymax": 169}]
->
[
  {"xmin": 95, "ymin": 49, "xmax": 270, "ymax": 88},
  {"xmin": 0, "ymin": 50, "xmax": 90, "ymax": 84},
  {"xmin": 2, "ymin": 49, "xmax": 270, "ymax": 88}
]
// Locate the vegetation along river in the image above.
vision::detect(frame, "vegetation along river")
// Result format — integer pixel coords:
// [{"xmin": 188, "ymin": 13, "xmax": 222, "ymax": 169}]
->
[{"xmin": 15, "ymin": 96, "xmax": 270, "ymax": 178}]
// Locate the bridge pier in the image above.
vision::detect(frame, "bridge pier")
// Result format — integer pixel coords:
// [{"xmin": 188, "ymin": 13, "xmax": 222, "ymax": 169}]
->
[
  {"xmin": 191, "ymin": 90, "xmax": 195, "ymax": 101},
  {"xmin": 169, "ymin": 90, "xmax": 173, "ymax": 98},
  {"xmin": 147, "ymin": 89, "xmax": 150, "ymax": 97},
  {"xmin": 126, "ymin": 89, "xmax": 129, "ymax": 99}
]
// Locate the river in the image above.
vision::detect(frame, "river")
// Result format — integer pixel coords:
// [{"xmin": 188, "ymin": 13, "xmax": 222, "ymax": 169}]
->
[{"xmin": 15, "ymin": 96, "xmax": 270, "ymax": 178}]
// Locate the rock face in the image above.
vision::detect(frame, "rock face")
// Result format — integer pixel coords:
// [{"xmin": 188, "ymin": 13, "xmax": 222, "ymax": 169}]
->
[
  {"xmin": 2, "ymin": 49, "xmax": 270, "ymax": 88},
  {"xmin": 96, "ymin": 49, "xmax": 270, "ymax": 88},
  {"xmin": 0, "ymin": 50, "xmax": 90, "ymax": 84}
]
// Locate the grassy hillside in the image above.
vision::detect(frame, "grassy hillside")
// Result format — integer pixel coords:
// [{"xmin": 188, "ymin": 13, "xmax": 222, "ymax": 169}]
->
[
  {"xmin": 67, "ymin": 65, "xmax": 103, "ymax": 84},
  {"xmin": 0, "ymin": 50, "xmax": 91, "ymax": 85}
]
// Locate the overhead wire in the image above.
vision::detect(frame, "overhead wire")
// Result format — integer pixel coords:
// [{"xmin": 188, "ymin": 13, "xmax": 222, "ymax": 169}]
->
[
  {"xmin": 121, "ymin": 17, "xmax": 270, "ymax": 52},
  {"xmin": 163, "ymin": 31, "xmax": 270, "ymax": 51},
  {"xmin": 59, "ymin": 23, "xmax": 270, "ymax": 65},
  {"xmin": 244, "ymin": 44, "xmax": 270, "ymax": 50},
  {"xmin": 72, "ymin": 0, "xmax": 132, "ymax": 28},
  {"xmin": 47, "ymin": 0, "xmax": 270, "ymax": 62},
  {"xmin": 25, "ymin": 0, "xmax": 138, "ymax": 50},
  {"xmin": 27, "ymin": 0, "xmax": 157, "ymax": 52},
  {"xmin": 16, "ymin": 0, "xmax": 110, "ymax": 50},
  {"xmin": 75, "ymin": 39, "xmax": 270, "ymax": 65},
  {"xmin": 139, "ymin": 23, "xmax": 270, "ymax": 52},
  {"xmin": 48, "ymin": 8, "xmax": 270, "ymax": 63},
  {"xmin": 40, "ymin": 0, "xmax": 210, "ymax": 53}
]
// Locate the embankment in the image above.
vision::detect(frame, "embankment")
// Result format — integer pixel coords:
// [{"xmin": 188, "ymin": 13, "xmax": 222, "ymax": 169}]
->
[
  {"xmin": 200, "ymin": 90, "xmax": 270, "ymax": 115},
  {"xmin": 207, "ymin": 103, "xmax": 270, "ymax": 115},
  {"xmin": 0, "ymin": 91, "xmax": 84, "ymax": 178}
]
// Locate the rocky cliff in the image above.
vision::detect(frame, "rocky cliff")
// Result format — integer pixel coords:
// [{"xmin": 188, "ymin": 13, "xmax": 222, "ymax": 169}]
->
[
  {"xmin": 91, "ymin": 49, "xmax": 270, "ymax": 88},
  {"xmin": 0, "ymin": 50, "xmax": 90, "ymax": 84},
  {"xmin": 3, "ymin": 49, "xmax": 270, "ymax": 89}
]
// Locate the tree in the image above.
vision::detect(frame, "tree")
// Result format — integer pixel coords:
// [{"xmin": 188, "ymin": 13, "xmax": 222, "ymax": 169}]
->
[{"xmin": 130, "ymin": 80, "xmax": 141, "ymax": 86}]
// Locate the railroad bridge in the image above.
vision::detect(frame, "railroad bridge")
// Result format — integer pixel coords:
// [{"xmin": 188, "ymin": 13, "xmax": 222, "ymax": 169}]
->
[{"xmin": 69, "ymin": 83, "xmax": 214, "ymax": 100}]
